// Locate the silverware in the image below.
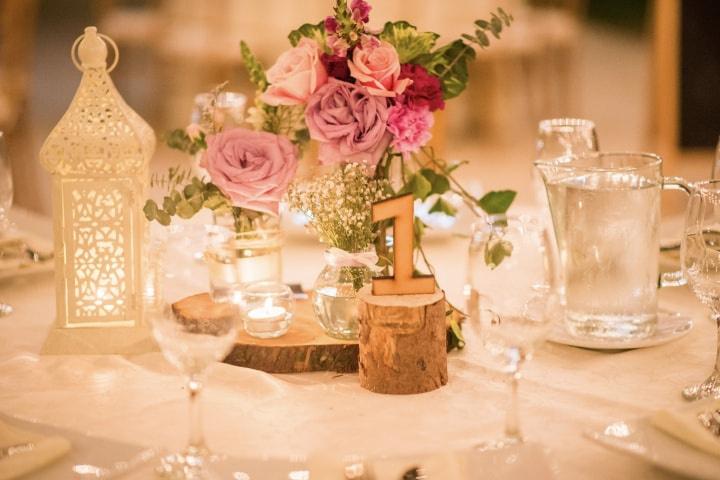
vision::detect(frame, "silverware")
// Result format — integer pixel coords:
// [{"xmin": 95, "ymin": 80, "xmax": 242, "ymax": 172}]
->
[
  {"xmin": 698, "ymin": 408, "xmax": 720, "ymax": 437},
  {"xmin": 0, "ymin": 442, "xmax": 35, "ymax": 459},
  {"xmin": 73, "ymin": 448, "xmax": 158, "ymax": 479}
]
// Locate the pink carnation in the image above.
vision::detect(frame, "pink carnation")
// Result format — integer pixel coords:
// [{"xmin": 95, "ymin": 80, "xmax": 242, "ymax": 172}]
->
[
  {"xmin": 201, "ymin": 128, "xmax": 298, "ymax": 216},
  {"xmin": 387, "ymin": 104, "xmax": 434, "ymax": 154}
]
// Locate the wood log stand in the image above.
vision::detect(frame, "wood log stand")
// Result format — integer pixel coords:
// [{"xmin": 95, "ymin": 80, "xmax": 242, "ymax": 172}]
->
[
  {"xmin": 172, "ymin": 293, "xmax": 358, "ymax": 374},
  {"xmin": 358, "ymin": 286, "xmax": 447, "ymax": 394}
]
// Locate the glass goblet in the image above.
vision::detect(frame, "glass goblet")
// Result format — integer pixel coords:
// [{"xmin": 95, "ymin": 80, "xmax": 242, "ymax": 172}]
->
[
  {"xmin": 148, "ymin": 226, "xmax": 240, "ymax": 478},
  {"xmin": 681, "ymin": 180, "xmax": 720, "ymax": 400},
  {"xmin": 470, "ymin": 215, "xmax": 560, "ymax": 444}
]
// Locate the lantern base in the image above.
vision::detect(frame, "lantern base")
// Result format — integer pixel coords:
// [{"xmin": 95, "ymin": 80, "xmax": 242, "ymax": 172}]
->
[{"xmin": 41, "ymin": 324, "xmax": 157, "ymax": 355}]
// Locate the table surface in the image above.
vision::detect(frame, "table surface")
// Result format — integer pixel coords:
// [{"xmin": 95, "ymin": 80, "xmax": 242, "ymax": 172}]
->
[{"xmin": 0, "ymin": 207, "xmax": 715, "ymax": 479}]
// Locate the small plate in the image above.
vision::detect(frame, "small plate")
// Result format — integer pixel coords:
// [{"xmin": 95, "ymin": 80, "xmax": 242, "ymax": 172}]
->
[
  {"xmin": 548, "ymin": 309, "xmax": 692, "ymax": 350},
  {"xmin": 586, "ymin": 415, "xmax": 720, "ymax": 480}
]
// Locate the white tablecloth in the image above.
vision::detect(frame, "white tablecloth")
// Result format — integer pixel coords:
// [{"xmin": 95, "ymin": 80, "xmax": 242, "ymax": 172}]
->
[{"xmin": 0, "ymin": 208, "xmax": 716, "ymax": 479}]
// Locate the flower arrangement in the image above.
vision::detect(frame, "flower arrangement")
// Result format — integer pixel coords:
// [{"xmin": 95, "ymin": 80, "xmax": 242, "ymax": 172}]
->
[{"xmin": 145, "ymin": 0, "xmax": 517, "ymax": 347}]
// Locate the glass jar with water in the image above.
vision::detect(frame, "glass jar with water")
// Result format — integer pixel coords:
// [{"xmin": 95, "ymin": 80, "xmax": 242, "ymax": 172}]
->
[{"xmin": 535, "ymin": 152, "xmax": 689, "ymax": 339}]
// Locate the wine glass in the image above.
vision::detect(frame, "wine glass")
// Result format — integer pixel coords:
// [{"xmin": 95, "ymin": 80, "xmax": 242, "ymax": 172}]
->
[
  {"xmin": 469, "ymin": 215, "xmax": 561, "ymax": 444},
  {"xmin": 711, "ymin": 135, "xmax": 720, "ymax": 180},
  {"xmin": 681, "ymin": 180, "xmax": 720, "ymax": 400},
  {"xmin": 148, "ymin": 224, "xmax": 240, "ymax": 478},
  {"xmin": 0, "ymin": 132, "xmax": 14, "ymax": 317}
]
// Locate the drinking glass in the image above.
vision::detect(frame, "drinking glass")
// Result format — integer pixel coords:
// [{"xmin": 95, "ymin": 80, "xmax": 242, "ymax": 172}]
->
[
  {"xmin": 681, "ymin": 180, "xmax": 720, "ymax": 400},
  {"xmin": 711, "ymin": 135, "xmax": 720, "ymax": 180},
  {"xmin": 533, "ymin": 118, "xmax": 599, "ymax": 206},
  {"xmin": 0, "ymin": 132, "xmax": 14, "ymax": 317},
  {"xmin": 469, "ymin": 215, "xmax": 561, "ymax": 444},
  {"xmin": 148, "ymin": 225, "xmax": 240, "ymax": 478}
]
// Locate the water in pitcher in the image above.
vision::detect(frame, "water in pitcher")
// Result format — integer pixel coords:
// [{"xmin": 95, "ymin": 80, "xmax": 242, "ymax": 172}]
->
[{"xmin": 546, "ymin": 171, "xmax": 660, "ymax": 338}]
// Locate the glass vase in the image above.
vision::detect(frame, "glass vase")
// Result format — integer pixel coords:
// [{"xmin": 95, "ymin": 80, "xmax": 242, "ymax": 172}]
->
[
  {"xmin": 205, "ymin": 214, "xmax": 283, "ymax": 303},
  {"xmin": 312, "ymin": 252, "xmax": 372, "ymax": 340}
]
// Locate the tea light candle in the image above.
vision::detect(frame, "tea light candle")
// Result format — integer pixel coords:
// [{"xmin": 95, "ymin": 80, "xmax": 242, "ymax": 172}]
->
[
  {"xmin": 239, "ymin": 281, "xmax": 294, "ymax": 339},
  {"xmin": 248, "ymin": 297, "xmax": 286, "ymax": 322}
]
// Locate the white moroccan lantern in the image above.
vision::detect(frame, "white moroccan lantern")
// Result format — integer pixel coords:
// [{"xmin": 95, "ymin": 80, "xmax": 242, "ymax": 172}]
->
[{"xmin": 40, "ymin": 27, "xmax": 156, "ymax": 354}]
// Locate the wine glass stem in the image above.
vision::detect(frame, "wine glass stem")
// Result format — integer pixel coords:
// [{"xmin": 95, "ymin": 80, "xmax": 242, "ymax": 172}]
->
[
  {"xmin": 505, "ymin": 366, "xmax": 523, "ymax": 442},
  {"xmin": 713, "ymin": 313, "xmax": 720, "ymax": 373},
  {"xmin": 187, "ymin": 375, "xmax": 206, "ymax": 451}
]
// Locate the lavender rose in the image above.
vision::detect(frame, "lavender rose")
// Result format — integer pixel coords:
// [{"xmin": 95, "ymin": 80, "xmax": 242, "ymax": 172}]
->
[
  {"xmin": 201, "ymin": 128, "xmax": 298, "ymax": 216},
  {"xmin": 305, "ymin": 78, "xmax": 391, "ymax": 167}
]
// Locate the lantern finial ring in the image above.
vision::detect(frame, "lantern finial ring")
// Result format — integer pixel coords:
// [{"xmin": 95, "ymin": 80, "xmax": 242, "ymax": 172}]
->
[{"xmin": 71, "ymin": 31, "xmax": 119, "ymax": 73}]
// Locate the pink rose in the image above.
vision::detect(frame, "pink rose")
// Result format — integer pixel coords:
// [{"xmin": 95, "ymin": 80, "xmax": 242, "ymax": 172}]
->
[
  {"xmin": 260, "ymin": 38, "xmax": 328, "ymax": 106},
  {"xmin": 387, "ymin": 104, "xmax": 434, "ymax": 154},
  {"xmin": 201, "ymin": 128, "xmax": 298, "ymax": 215},
  {"xmin": 305, "ymin": 79, "xmax": 391, "ymax": 167},
  {"xmin": 348, "ymin": 36, "xmax": 411, "ymax": 98}
]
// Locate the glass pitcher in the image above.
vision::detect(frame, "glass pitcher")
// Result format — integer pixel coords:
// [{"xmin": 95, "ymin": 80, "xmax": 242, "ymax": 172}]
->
[{"xmin": 534, "ymin": 152, "xmax": 689, "ymax": 339}]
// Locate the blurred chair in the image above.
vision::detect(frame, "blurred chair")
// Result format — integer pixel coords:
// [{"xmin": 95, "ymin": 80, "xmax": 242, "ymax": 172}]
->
[{"xmin": 0, "ymin": 0, "xmax": 39, "ymax": 133}]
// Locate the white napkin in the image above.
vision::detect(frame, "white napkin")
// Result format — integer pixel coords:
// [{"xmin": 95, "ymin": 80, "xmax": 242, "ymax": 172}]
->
[
  {"xmin": 651, "ymin": 399, "xmax": 720, "ymax": 458},
  {"xmin": 0, "ymin": 419, "xmax": 71, "ymax": 480}
]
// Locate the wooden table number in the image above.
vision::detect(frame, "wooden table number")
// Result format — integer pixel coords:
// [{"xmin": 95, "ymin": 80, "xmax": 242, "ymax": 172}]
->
[{"xmin": 358, "ymin": 194, "xmax": 448, "ymax": 394}]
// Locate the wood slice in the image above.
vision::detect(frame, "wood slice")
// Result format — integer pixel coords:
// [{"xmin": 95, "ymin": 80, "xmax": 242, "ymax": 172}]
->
[
  {"xmin": 358, "ymin": 286, "xmax": 448, "ymax": 395},
  {"xmin": 172, "ymin": 293, "xmax": 358, "ymax": 374}
]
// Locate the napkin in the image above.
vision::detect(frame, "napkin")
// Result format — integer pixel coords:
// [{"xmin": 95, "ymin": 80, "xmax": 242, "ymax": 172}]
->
[
  {"xmin": 651, "ymin": 399, "xmax": 720, "ymax": 458},
  {"xmin": 0, "ymin": 418, "xmax": 71, "ymax": 480}
]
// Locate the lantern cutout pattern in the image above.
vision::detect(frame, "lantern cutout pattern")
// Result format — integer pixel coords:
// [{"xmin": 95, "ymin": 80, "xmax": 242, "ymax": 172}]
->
[{"xmin": 39, "ymin": 27, "xmax": 156, "ymax": 353}]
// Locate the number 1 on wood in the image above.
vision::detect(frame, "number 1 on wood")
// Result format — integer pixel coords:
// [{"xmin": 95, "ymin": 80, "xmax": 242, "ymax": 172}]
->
[{"xmin": 372, "ymin": 194, "xmax": 436, "ymax": 296}]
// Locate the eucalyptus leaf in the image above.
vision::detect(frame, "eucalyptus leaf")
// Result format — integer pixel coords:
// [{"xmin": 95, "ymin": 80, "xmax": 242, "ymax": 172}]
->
[
  {"xmin": 478, "ymin": 190, "xmax": 517, "ymax": 214},
  {"xmin": 183, "ymin": 184, "xmax": 200, "ymax": 199},
  {"xmin": 420, "ymin": 168, "xmax": 450, "ymax": 195},
  {"xmin": 175, "ymin": 200, "xmax": 196, "ymax": 219},
  {"xmin": 155, "ymin": 210, "xmax": 172, "ymax": 226},
  {"xmin": 143, "ymin": 200, "xmax": 158, "ymax": 221},
  {"xmin": 188, "ymin": 193, "xmax": 204, "ymax": 212},
  {"xmin": 162, "ymin": 196, "xmax": 176, "ymax": 216},
  {"xmin": 379, "ymin": 21, "xmax": 439, "ymax": 63}
]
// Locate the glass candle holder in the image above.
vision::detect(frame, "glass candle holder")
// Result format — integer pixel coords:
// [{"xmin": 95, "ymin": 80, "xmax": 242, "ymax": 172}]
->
[{"xmin": 239, "ymin": 281, "xmax": 294, "ymax": 339}]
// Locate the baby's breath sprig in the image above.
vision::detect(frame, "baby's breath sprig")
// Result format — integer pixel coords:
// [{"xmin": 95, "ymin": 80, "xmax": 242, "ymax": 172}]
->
[{"xmin": 287, "ymin": 163, "xmax": 390, "ymax": 253}]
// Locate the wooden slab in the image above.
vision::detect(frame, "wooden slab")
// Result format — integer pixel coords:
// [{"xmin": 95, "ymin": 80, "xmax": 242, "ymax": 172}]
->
[{"xmin": 172, "ymin": 293, "xmax": 359, "ymax": 374}]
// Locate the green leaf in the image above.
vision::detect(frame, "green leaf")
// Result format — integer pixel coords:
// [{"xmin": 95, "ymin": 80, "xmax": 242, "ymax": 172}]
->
[
  {"xmin": 429, "ymin": 198, "xmax": 458, "ymax": 216},
  {"xmin": 240, "ymin": 40, "xmax": 268, "ymax": 92},
  {"xmin": 419, "ymin": 168, "xmax": 450, "ymax": 195},
  {"xmin": 183, "ymin": 184, "xmax": 200, "ymax": 199},
  {"xmin": 402, "ymin": 173, "xmax": 432, "ymax": 200},
  {"xmin": 143, "ymin": 200, "xmax": 158, "ymax": 221},
  {"xmin": 187, "ymin": 193, "xmax": 204, "ymax": 212},
  {"xmin": 484, "ymin": 236, "xmax": 513, "ymax": 269},
  {"xmin": 478, "ymin": 190, "xmax": 517, "ymax": 214},
  {"xmin": 165, "ymin": 129, "xmax": 204, "ymax": 155},
  {"xmin": 288, "ymin": 21, "xmax": 326, "ymax": 49},
  {"xmin": 175, "ymin": 200, "xmax": 196, "ymax": 219},
  {"xmin": 447, "ymin": 317, "xmax": 466, "ymax": 351},
  {"xmin": 416, "ymin": 39, "xmax": 476, "ymax": 100},
  {"xmin": 379, "ymin": 21, "xmax": 439, "ymax": 63},
  {"xmin": 171, "ymin": 191, "xmax": 182, "ymax": 203},
  {"xmin": 162, "ymin": 196, "xmax": 176, "ymax": 216},
  {"xmin": 156, "ymin": 210, "xmax": 172, "ymax": 226},
  {"xmin": 203, "ymin": 194, "xmax": 227, "ymax": 210}
]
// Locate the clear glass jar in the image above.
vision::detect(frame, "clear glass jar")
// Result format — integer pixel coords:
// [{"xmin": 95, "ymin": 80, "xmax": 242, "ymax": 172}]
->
[
  {"xmin": 311, "ymin": 252, "xmax": 372, "ymax": 340},
  {"xmin": 205, "ymin": 213, "xmax": 283, "ymax": 304},
  {"xmin": 238, "ymin": 281, "xmax": 294, "ymax": 339}
]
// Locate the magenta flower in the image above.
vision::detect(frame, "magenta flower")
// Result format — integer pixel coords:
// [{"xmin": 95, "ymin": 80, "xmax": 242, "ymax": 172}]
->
[
  {"xmin": 201, "ymin": 128, "xmax": 298, "ymax": 215},
  {"xmin": 305, "ymin": 79, "xmax": 391, "ymax": 167},
  {"xmin": 350, "ymin": 0, "xmax": 371, "ymax": 23},
  {"xmin": 387, "ymin": 104, "xmax": 434, "ymax": 154},
  {"xmin": 398, "ymin": 63, "xmax": 445, "ymax": 112},
  {"xmin": 324, "ymin": 16, "xmax": 339, "ymax": 34}
]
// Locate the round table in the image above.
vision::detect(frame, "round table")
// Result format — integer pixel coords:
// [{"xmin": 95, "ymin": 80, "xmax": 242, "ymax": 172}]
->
[{"xmin": 0, "ymin": 208, "xmax": 714, "ymax": 479}]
